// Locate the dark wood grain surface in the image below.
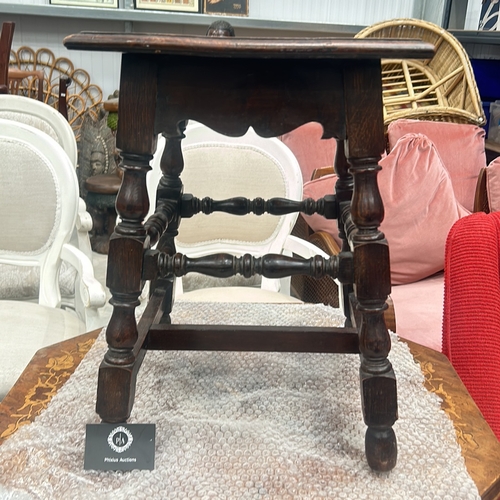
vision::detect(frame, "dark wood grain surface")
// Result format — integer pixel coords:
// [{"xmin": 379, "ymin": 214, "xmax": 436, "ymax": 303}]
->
[
  {"xmin": 64, "ymin": 33, "xmax": 435, "ymax": 59},
  {"xmin": 407, "ymin": 339, "xmax": 500, "ymax": 500}
]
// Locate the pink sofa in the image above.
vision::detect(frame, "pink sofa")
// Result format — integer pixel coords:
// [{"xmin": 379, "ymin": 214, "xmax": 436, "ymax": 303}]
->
[{"xmin": 281, "ymin": 120, "xmax": 488, "ymax": 352}]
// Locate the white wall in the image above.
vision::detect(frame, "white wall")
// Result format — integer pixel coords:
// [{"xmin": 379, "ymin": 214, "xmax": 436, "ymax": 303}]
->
[
  {"xmin": 465, "ymin": 0, "xmax": 482, "ymax": 29},
  {"xmin": 420, "ymin": 0, "xmax": 447, "ymax": 26},
  {"xmin": 247, "ymin": 0, "xmax": 420, "ymax": 26}
]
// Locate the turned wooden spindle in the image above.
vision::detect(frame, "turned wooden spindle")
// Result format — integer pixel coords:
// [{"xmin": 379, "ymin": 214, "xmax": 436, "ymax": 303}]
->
[
  {"xmin": 97, "ymin": 53, "xmax": 158, "ymax": 423},
  {"xmin": 332, "ymin": 139, "xmax": 355, "ymax": 325},
  {"xmin": 180, "ymin": 194, "xmax": 338, "ymax": 219},
  {"xmin": 142, "ymin": 250, "xmax": 354, "ymax": 285}
]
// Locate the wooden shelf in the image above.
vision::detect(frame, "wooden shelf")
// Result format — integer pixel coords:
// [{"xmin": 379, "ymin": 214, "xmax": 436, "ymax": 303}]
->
[
  {"xmin": 0, "ymin": 3, "xmax": 362, "ymax": 35},
  {"xmin": 5, "ymin": 4, "xmax": 500, "ymax": 41},
  {"xmin": 451, "ymin": 29, "xmax": 500, "ymax": 46}
]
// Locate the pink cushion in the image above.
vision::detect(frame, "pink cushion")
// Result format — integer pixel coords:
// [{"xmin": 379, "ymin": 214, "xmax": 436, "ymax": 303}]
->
[
  {"xmin": 280, "ymin": 123, "xmax": 336, "ymax": 182},
  {"xmin": 303, "ymin": 133, "xmax": 470, "ymax": 285},
  {"xmin": 390, "ymin": 272, "xmax": 445, "ymax": 351},
  {"xmin": 486, "ymin": 156, "xmax": 500, "ymax": 212},
  {"xmin": 387, "ymin": 119, "xmax": 486, "ymax": 212},
  {"xmin": 301, "ymin": 174, "xmax": 339, "ymax": 236}
]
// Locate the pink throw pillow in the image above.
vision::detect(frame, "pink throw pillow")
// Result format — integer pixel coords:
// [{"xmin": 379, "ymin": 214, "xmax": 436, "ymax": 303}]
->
[
  {"xmin": 303, "ymin": 133, "xmax": 470, "ymax": 285},
  {"xmin": 387, "ymin": 119, "xmax": 486, "ymax": 212},
  {"xmin": 301, "ymin": 174, "xmax": 339, "ymax": 238},
  {"xmin": 486, "ymin": 156, "xmax": 500, "ymax": 213},
  {"xmin": 280, "ymin": 123, "xmax": 337, "ymax": 183}
]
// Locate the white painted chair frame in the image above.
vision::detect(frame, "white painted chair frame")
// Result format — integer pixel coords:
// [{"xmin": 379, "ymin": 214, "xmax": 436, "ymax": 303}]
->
[
  {"xmin": 0, "ymin": 94, "xmax": 93, "ymax": 259},
  {"xmin": 0, "ymin": 119, "xmax": 106, "ymax": 329},
  {"xmin": 148, "ymin": 123, "xmax": 331, "ymax": 301}
]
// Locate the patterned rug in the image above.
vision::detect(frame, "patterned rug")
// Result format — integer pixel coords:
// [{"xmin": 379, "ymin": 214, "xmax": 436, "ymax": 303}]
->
[{"xmin": 0, "ymin": 302, "xmax": 479, "ymax": 499}]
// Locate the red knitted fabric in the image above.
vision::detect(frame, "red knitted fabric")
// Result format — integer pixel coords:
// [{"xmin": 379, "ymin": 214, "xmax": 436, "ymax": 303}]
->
[{"xmin": 442, "ymin": 211, "xmax": 500, "ymax": 440}]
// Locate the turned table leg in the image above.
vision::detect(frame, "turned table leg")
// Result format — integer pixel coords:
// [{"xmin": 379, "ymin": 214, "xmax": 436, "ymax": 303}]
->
[
  {"xmin": 344, "ymin": 61, "xmax": 398, "ymax": 472},
  {"xmin": 350, "ymin": 154, "xmax": 397, "ymax": 471},
  {"xmin": 96, "ymin": 149, "xmax": 152, "ymax": 423},
  {"xmin": 149, "ymin": 124, "xmax": 187, "ymax": 324},
  {"xmin": 333, "ymin": 138, "xmax": 354, "ymax": 327},
  {"xmin": 96, "ymin": 54, "xmax": 158, "ymax": 423}
]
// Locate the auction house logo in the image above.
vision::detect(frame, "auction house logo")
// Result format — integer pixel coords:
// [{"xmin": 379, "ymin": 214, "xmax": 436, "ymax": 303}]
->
[{"xmin": 107, "ymin": 426, "xmax": 133, "ymax": 453}]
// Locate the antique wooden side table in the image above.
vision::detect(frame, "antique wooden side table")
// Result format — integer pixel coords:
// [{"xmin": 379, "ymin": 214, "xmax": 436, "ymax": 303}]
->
[{"xmin": 64, "ymin": 32, "xmax": 434, "ymax": 472}]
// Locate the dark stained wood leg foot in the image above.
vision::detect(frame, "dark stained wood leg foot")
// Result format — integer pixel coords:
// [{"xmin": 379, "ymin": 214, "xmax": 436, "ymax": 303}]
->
[
  {"xmin": 96, "ymin": 360, "xmax": 139, "ymax": 423},
  {"xmin": 365, "ymin": 425, "xmax": 397, "ymax": 472},
  {"xmin": 96, "ymin": 233, "xmax": 145, "ymax": 422},
  {"xmin": 358, "ymin": 307, "xmax": 398, "ymax": 471}
]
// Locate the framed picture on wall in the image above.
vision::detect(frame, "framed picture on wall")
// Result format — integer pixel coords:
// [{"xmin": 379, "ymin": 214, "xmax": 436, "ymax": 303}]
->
[
  {"xmin": 50, "ymin": 0, "xmax": 118, "ymax": 7},
  {"xmin": 204, "ymin": 0, "xmax": 248, "ymax": 16},
  {"xmin": 135, "ymin": 0, "xmax": 201, "ymax": 12}
]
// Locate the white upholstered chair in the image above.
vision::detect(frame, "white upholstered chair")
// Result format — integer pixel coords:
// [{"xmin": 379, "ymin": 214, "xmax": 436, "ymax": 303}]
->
[
  {"xmin": 0, "ymin": 120, "xmax": 106, "ymax": 399},
  {"xmin": 0, "ymin": 94, "xmax": 99, "ymax": 313},
  {"xmin": 0, "ymin": 94, "xmax": 92, "ymax": 257},
  {"xmin": 148, "ymin": 123, "xmax": 332, "ymax": 303}
]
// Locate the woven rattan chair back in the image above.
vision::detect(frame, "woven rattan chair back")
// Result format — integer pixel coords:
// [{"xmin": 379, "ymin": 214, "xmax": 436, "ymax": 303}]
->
[
  {"xmin": 9, "ymin": 46, "xmax": 102, "ymax": 140},
  {"xmin": 356, "ymin": 19, "xmax": 485, "ymax": 127}
]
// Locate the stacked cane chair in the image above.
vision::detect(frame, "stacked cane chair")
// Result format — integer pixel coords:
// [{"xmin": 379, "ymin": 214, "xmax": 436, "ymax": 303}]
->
[{"xmin": 355, "ymin": 18, "xmax": 486, "ymax": 127}]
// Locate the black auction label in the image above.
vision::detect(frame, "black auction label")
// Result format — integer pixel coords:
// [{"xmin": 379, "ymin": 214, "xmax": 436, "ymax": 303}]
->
[{"xmin": 84, "ymin": 423, "xmax": 155, "ymax": 471}]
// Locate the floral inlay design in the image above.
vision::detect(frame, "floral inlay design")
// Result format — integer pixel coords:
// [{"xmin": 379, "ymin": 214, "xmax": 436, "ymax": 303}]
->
[{"xmin": 0, "ymin": 337, "xmax": 95, "ymax": 443}]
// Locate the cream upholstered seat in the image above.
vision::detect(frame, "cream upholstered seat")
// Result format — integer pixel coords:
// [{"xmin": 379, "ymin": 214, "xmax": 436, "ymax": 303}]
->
[
  {"xmin": 0, "ymin": 119, "xmax": 106, "ymax": 399},
  {"xmin": 147, "ymin": 123, "xmax": 330, "ymax": 302},
  {"xmin": 0, "ymin": 94, "xmax": 97, "ymax": 311}
]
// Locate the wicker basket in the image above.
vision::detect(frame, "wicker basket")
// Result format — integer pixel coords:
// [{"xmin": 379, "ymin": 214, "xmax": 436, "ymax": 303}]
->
[{"xmin": 355, "ymin": 19, "xmax": 486, "ymax": 127}]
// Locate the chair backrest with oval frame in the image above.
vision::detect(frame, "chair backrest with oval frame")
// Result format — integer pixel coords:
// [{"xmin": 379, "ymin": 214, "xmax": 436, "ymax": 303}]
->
[
  {"xmin": 0, "ymin": 93, "xmax": 92, "ymax": 257},
  {"xmin": 147, "ymin": 122, "xmax": 328, "ymax": 301},
  {"xmin": 0, "ymin": 113, "xmax": 106, "ymax": 328},
  {"xmin": 0, "ymin": 119, "xmax": 108, "ymax": 398}
]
